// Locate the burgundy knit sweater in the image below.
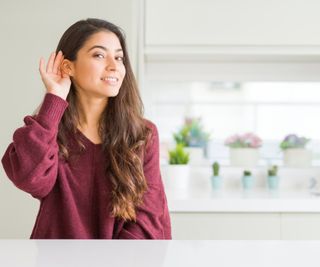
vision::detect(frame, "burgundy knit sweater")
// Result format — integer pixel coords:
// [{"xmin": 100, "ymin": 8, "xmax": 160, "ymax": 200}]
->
[{"xmin": 1, "ymin": 93, "xmax": 171, "ymax": 239}]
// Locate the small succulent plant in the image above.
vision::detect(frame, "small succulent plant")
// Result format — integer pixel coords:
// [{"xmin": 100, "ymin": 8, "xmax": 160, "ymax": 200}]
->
[
  {"xmin": 168, "ymin": 144, "xmax": 190, "ymax": 165},
  {"xmin": 268, "ymin": 165, "xmax": 278, "ymax": 176},
  {"xmin": 212, "ymin": 161, "xmax": 220, "ymax": 176},
  {"xmin": 243, "ymin": 170, "xmax": 252, "ymax": 176}
]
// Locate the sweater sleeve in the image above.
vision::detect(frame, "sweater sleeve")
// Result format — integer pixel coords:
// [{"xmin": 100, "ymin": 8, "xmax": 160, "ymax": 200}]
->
[
  {"xmin": 1, "ymin": 93, "xmax": 68, "ymax": 199},
  {"xmin": 117, "ymin": 122, "xmax": 172, "ymax": 239}
]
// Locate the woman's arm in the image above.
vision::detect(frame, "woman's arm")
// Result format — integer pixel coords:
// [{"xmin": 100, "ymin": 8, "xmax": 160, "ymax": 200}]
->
[
  {"xmin": 117, "ymin": 122, "xmax": 172, "ymax": 239},
  {"xmin": 2, "ymin": 93, "xmax": 68, "ymax": 199},
  {"xmin": 2, "ymin": 52, "xmax": 71, "ymax": 199}
]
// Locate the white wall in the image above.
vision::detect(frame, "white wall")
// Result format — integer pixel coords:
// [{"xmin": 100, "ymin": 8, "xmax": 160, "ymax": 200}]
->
[{"xmin": 0, "ymin": 0, "xmax": 139, "ymax": 238}]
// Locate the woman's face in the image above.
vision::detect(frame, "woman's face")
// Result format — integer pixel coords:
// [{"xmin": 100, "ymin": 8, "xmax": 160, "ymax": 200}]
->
[{"xmin": 69, "ymin": 30, "xmax": 126, "ymax": 98}]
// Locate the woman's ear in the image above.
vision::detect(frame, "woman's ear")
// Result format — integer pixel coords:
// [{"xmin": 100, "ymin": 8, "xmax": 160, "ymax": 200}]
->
[{"xmin": 60, "ymin": 59, "xmax": 74, "ymax": 77}]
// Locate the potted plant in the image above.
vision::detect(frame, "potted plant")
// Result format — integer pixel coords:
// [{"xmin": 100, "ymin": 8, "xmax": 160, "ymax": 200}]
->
[
  {"xmin": 173, "ymin": 117, "xmax": 210, "ymax": 165},
  {"xmin": 225, "ymin": 132, "xmax": 262, "ymax": 167},
  {"xmin": 168, "ymin": 143, "xmax": 190, "ymax": 165},
  {"xmin": 242, "ymin": 170, "xmax": 254, "ymax": 190},
  {"xmin": 267, "ymin": 165, "xmax": 279, "ymax": 190},
  {"xmin": 211, "ymin": 161, "xmax": 222, "ymax": 190},
  {"xmin": 280, "ymin": 134, "xmax": 312, "ymax": 167},
  {"xmin": 163, "ymin": 144, "xmax": 190, "ymax": 196}
]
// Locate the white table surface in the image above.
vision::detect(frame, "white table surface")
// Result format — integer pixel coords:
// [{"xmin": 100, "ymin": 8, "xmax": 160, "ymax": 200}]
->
[{"xmin": 1, "ymin": 240, "xmax": 320, "ymax": 267}]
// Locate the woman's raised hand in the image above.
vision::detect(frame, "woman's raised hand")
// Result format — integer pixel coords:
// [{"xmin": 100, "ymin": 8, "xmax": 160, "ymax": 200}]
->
[{"xmin": 39, "ymin": 51, "xmax": 72, "ymax": 100}]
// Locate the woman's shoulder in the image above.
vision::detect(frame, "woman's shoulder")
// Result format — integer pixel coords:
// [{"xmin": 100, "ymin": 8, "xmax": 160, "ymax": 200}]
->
[
  {"xmin": 144, "ymin": 118, "xmax": 160, "ymax": 135},
  {"xmin": 143, "ymin": 119, "xmax": 159, "ymax": 141},
  {"xmin": 143, "ymin": 119, "xmax": 157, "ymax": 131},
  {"xmin": 142, "ymin": 119, "xmax": 159, "ymax": 152}
]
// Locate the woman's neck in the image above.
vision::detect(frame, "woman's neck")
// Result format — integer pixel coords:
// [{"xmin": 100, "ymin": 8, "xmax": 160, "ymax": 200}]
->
[{"xmin": 76, "ymin": 92, "xmax": 108, "ymax": 131}]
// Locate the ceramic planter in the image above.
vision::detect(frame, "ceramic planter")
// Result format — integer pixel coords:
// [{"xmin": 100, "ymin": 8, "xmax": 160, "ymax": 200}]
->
[
  {"xmin": 162, "ymin": 164, "xmax": 190, "ymax": 196},
  {"xmin": 283, "ymin": 148, "xmax": 312, "ymax": 167},
  {"xmin": 211, "ymin": 175, "xmax": 222, "ymax": 190},
  {"xmin": 267, "ymin": 175, "xmax": 279, "ymax": 190},
  {"xmin": 242, "ymin": 175, "xmax": 254, "ymax": 190},
  {"xmin": 230, "ymin": 148, "xmax": 259, "ymax": 167}
]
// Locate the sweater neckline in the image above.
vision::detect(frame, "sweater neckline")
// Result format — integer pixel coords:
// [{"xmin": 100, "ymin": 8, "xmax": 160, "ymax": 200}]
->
[{"xmin": 76, "ymin": 129, "xmax": 102, "ymax": 147}]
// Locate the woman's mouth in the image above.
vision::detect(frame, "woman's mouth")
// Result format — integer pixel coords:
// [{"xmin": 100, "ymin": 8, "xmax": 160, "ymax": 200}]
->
[{"xmin": 101, "ymin": 76, "xmax": 119, "ymax": 85}]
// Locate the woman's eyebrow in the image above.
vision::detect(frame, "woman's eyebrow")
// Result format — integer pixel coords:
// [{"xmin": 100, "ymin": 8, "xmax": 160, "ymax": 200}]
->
[{"xmin": 87, "ymin": 45, "xmax": 123, "ymax": 53}]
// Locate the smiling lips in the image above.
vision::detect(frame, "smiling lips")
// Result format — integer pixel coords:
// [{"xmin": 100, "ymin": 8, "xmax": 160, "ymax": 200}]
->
[{"xmin": 101, "ymin": 76, "xmax": 119, "ymax": 85}]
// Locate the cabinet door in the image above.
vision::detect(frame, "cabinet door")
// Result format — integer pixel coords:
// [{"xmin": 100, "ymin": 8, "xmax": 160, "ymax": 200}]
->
[
  {"xmin": 281, "ymin": 213, "xmax": 320, "ymax": 239},
  {"xmin": 145, "ymin": 0, "xmax": 320, "ymax": 46},
  {"xmin": 170, "ymin": 212, "xmax": 281, "ymax": 239}
]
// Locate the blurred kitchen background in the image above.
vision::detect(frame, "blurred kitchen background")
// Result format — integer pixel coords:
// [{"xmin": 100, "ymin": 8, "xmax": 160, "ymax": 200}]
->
[{"xmin": 2, "ymin": 0, "xmax": 320, "ymax": 239}]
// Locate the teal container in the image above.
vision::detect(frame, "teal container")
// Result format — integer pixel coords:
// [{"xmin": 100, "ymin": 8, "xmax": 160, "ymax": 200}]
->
[
  {"xmin": 211, "ymin": 175, "xmax": 222, "ymax": 190},
  {"xmin": 267, "ymin": 175, "xmax": 279, "ymax": 190},
  {"xmin": 242, "ymin": 175, "xmax": 254, "ymax": 190}
]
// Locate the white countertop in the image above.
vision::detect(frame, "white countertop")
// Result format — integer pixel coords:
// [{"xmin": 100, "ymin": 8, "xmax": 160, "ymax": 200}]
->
[
  {"xmin": 1, "ymin": 240, "xmax": 320, "ymax": 267},
  {"xmin": 167, "ymin": 190, "xmax": 320, "ymax": 213}
]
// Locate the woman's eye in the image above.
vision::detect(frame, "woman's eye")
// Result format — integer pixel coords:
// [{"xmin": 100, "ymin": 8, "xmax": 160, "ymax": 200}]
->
[
  {"xmin": 94, "ymin": 54, "xmax": 104, "ymax": 59},
  {"xmin": 116, "ymin": 56, "xmax": 124, "ymax": 62}
]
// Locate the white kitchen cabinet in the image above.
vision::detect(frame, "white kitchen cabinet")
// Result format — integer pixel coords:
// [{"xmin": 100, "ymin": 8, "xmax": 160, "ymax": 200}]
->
[
  {"xmin": 170, "ymin": 212, "xmax": 281, "ymax": 240},
  {"xmin": 281, "ymin": 213, "xmax": 320, "ymax": 240},
  {"xmin": 143, "ymin": 0, "xmax": 320, "ymax": 82},
  {"xmin": 145, "ymin": 0, "xmax": 320, "ymax": 46},
  {"xmin": 170, "ymin": 212, "xmax": 320, "ymax": 240}
]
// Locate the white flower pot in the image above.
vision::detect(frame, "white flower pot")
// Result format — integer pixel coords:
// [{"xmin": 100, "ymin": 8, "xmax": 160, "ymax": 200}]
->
[
  {"xmin": 283, "ymin": 148, "xmax": 312, "ymax": 167},
  {"xmin": 229, "ymin": 148, "xmax": 259, "ymax": 167},
  {"xmin": 162, "ymin": 164, "xmax": 190, "ymax": 197},
  {"xmin": 184, "ymin": 147, "xmax": 204, "ymax": 165}
]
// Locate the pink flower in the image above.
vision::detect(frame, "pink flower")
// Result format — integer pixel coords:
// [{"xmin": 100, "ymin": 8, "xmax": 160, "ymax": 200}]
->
[
  {"xmin": 224, "ymin": 134, "xmax": 240, "ymax": 145},
  {"xmin": 225, "ymin": 132, "xmax": 262, "ymax": 148}
]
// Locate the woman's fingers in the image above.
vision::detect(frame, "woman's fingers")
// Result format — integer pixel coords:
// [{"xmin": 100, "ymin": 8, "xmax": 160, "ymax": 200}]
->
[
  {"xmin": 39, "ymin": 57, "xmax": 46, "ymax": 77},
  {"xmin": 46, "ymin": 51, "xmax": 56, "ymax": 73},
  {"xmin": 40, "ymin": 51, "xmax": 64, "ymax": 76},
  {"xmin": 38, "ymin": 52, "xmax": 71, "ymax": 99},
  {"xmin": 52, "ymin": 51, "xmax": 63, "ymax": 74}
]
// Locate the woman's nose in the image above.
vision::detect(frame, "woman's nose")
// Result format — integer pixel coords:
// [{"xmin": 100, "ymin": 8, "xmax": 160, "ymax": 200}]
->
[{"xmin": 105, "ymin": 56, "xmax": 117, "ymax": 71}]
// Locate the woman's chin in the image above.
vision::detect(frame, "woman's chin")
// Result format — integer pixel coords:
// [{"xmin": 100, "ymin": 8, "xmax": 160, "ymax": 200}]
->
[{"xmin": 106, "ymin": 89, "xmax": 120, "ymax": 97}]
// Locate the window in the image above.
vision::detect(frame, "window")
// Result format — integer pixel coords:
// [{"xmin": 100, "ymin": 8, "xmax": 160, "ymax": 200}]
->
[{"xmin": 144, "ymin": 81, "xmax": 320, "ymax": 164}]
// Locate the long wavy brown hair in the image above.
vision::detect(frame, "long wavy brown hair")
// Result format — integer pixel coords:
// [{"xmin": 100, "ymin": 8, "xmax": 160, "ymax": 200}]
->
[{"xmin": 55, "ymin": 18, "xmax": 151, "ymax": 221}]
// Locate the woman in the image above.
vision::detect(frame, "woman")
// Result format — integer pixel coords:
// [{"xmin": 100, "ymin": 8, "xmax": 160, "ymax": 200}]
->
[{"xmin": 1, "ymin": 18, "xmax": 171, "ymax": 239}]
